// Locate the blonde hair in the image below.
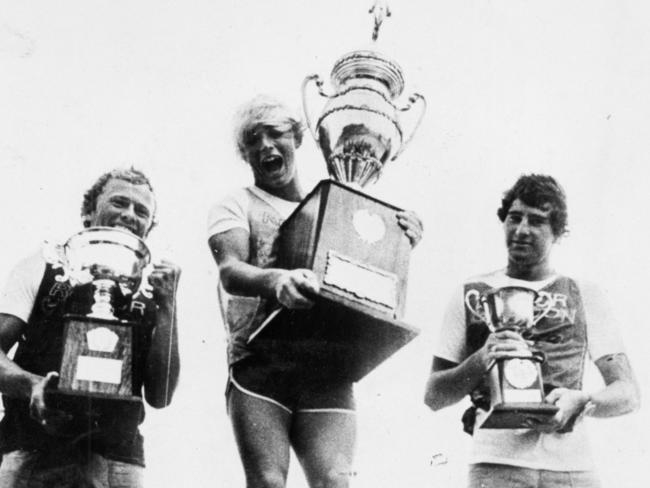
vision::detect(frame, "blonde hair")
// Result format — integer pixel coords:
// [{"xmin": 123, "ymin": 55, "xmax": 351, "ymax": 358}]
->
[{"xmin": 233, "ymin": 95, "xmax": 304, "ymax": 160}]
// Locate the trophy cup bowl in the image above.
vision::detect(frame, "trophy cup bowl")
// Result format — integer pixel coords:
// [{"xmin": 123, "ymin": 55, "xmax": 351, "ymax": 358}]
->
[
  {"xmin": 248, "ymin": 47, "xmax": 424, "ymax": 382},
  {"xmin": 303, "ymin": 50, "xmax": 425, "ymax": 187},
  {"xmin": 45, "ymin": 227, "xmax": 151, "ymax": 428},
  {"xmin": 471, "ymin": 286, "xmax": 558, "ymax": 428},
  {"xmin": 482, "ymin": 286, "xmax": 538, "ymax": 332},
  {"xmin": 64, "ymin": 226, "xmax": 150, "ymax": 283}
]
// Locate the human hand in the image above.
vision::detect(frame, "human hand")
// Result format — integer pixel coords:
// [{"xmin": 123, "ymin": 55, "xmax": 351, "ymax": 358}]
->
[
  {"xmin": 397, "ymin": 210, "xmax": 423, "ymax": 248},
  {"xmin": 29, "ymin": 372, "xmax": 73, "ymax": 435},
  {"xmin": 273, "ymin": 269, "xmax": 320, "ymax": 309},
  {"xmin": 478, "ymin": 330, "xmax": 532, "ymax": 370},
  {"xmin": 526, "ymin": 388, "xmax": 591, "ymax": 433},
  {"xmin": 147, "ymin": 259, "xmax": 182, "ymax": 304}
]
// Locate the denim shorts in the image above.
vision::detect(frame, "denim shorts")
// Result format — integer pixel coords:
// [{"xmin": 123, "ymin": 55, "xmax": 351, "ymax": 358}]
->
[
  {"xmin": 0, "ymin": 450, "xmax": 143, "ymax": 488},
  {"xmin": 468, "ymin": 463, "xmax": 600, "ymax": 488}
]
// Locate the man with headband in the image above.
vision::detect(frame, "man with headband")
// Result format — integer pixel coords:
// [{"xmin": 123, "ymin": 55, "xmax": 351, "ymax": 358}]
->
[{"xmin": 207, "ymin": 95, "xmax": 422, "ymax": 488}]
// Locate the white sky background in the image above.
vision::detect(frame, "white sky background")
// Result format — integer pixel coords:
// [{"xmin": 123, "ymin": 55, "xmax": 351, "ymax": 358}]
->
[{"xmin": 1, "ymin": 1, "xmax": 649, "ymax": 486}]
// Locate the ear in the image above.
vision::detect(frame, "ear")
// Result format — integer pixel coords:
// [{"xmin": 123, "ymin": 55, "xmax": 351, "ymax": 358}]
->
[{"xmin": 81, "ymin": 214, "xmax": 93, "ymax": 228}]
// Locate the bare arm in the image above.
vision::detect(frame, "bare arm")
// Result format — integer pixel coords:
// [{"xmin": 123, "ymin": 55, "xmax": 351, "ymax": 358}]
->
[
  {"xmin": 208, "ymin": 229, "xmax": 319, "ymax": 308},
  {"xmin": 143, "ymin": 260, "xmax": 181, "ymax": 408},
  {"xmin": 589, "ymin": 352, "xmax": 639, "ymax": 417},
  {"xmin": 424, "ymin": 355, "xmax": 486, "ymax": 411},
  {"xmin": 531, "ymin": 352, "xmax": 640, "ymax": 434},
  {"xmin": 0, "ymin": 313, "xmax": 41, "ymax": 399},
  {"xmin": 424, "ymin": 330, "xmax": 530, "ymax": 411}
]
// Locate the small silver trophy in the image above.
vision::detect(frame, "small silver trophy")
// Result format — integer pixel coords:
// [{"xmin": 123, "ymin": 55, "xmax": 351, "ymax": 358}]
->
[
  {"xmin": 465, "ymin": 286, "xmax": 558, "ymax": 428},
  {"xmin": 45, "ymin": 227, "xmax": 151, "ymax": 420}
]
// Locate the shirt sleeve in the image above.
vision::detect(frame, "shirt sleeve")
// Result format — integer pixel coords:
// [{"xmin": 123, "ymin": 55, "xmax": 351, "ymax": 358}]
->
[
  {"xmin": 207, "ymin": 189, "xmax": 250, "ymax": 239},
  {"xmin": 0, "ymin": 252, "xmax": 45, "ymax": 324},
  {"xmin": 434, "ymin": 284, "xmax": 468, "ymax": 363},
  {"xmin": 578, "ymin": 279, "xmax": 625, "ymax": 361}
]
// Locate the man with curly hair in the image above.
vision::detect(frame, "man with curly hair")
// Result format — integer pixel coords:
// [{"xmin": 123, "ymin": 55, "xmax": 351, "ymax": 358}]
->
[
  {"xmin": 0, "ymin": 168, "xmax": 180, "ymax": 487},
  {"xmin": 424, "ymin": 174, "xmax": 639, "ymax": 488}
]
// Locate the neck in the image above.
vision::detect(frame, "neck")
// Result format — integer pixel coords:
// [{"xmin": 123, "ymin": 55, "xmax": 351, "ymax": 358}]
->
[
  {"xmin": 256, "ymin": 179, "xmax": 304, "ymax": 202},
  {"xmin": 506, "ymin": 259, "xmax": 553, "ymax": 281}
]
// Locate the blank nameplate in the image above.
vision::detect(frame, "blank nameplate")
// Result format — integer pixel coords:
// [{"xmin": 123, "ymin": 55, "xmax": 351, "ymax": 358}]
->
[{"xmin": 75, "ymin": 356, "xmax": 122, "ymax": 385}]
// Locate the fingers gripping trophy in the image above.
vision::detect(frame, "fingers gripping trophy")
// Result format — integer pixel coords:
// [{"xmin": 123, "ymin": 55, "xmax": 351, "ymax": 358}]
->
[
  {"xmin": 43, "ymin": 227, "xmax": 151, "ymax": 428},
  {"xmin": 465, "ymin": 286, "xmax": 559, "ymax": 428},
  {"xmin": 249, "ymin": 3, "xmax": 425, "ymax": 381}
]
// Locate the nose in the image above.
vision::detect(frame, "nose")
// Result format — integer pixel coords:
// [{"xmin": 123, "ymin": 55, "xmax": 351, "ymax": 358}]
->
[
  {"xmin": 257, "ymin": 133, "xmax": 274, "ymax": 152},
  {"xmin": 119, "ymin": 203, "xmax": 137, "ymax": 223},
  {"xmin": 514, "ymin": 218, "xmax": 530, "ymax": 236}
]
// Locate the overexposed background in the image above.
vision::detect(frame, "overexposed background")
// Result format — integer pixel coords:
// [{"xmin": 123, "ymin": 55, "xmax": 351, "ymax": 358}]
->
[{"xmin": 1, "ymin": 1, "xmax": 649, "ymax": 486}]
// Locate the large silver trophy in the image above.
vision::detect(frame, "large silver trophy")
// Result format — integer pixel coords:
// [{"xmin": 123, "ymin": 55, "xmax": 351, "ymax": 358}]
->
[
  {"xmin": 45, "ymin": 227, "xmax": 150, "ymax": 421},
  {"xmin": 465, "ymin": 286, "xmax": 558, "ymax": 428},
  {"xmin": 302, "ymin": 49, "xmax": 425, "ymax": 187},
  {"xmin": 250, "ymin": 4, "xmax": 424, "ymax": 381}
]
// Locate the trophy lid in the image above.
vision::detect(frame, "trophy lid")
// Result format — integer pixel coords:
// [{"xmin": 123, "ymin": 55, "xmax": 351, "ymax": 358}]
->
[{"xmin": 330, "ymin": 50, "xmax": 405, "ymax": 99}]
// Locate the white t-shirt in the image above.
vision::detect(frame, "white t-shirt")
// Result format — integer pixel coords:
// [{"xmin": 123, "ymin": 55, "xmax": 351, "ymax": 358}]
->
[
  {"xmin": 207, "ymin": 185, "xmax": 298, "ymax": 239},
  {"xmin": 207, "ymin": 185, "xmax": 299, "ymax": 364},
  {"xmin": 436, "ymin": 269, "xmax": 624, "ymax": 471},
  {"xmin": 0, "ymin": 251, "xmax": 47, "ymax": 323}
]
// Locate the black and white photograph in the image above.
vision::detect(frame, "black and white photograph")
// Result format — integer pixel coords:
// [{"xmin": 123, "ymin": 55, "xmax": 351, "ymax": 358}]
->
[{"xmin": 0, "ymin": 1, "xmax": 648, "ymax": 486}]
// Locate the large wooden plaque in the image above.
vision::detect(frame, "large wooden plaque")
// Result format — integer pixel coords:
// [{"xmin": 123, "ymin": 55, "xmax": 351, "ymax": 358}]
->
[
  {"xmin": 45, "ymin": 315, "xmax": 142, "ymax": 423},
  {"xmin": 248, "ymin": 179, "xmax": 419, "ymax": 381}
]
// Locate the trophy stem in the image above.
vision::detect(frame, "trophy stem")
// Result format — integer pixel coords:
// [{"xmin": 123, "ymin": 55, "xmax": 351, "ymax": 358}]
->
[{"xmin": 88, "ymin": 279, "xmax": 118, "ymax": 321}]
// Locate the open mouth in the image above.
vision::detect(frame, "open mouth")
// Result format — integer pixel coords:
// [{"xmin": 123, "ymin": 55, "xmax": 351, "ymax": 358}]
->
[{"xmin": 261, "ymin": 155, "xmax": 284, "ymax": 173}]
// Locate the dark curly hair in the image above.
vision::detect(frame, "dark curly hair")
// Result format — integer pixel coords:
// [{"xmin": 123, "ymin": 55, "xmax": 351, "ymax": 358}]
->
[
  {"xmin": 81, "ymin": 167, "xmax": 157, "ymax": 230},
  {"xmin": 497, "ymin": 174, "xmax": 568, "ymax": 237}
]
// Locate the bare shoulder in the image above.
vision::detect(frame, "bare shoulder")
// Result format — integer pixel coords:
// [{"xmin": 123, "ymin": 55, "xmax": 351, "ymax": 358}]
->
[{"xmin": 0, "ymin": 313, "xmax": 27, "ymax": 353}]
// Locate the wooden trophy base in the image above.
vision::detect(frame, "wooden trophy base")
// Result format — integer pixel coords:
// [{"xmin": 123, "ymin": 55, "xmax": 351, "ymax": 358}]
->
[
  {"xmin": 479, "ymin": 403, "xmax": 559, "ymax": 429},
  {"xmin": 247, "ymin": 292, "xmax": 418, "ymax": 382},
  {"xmin": 45, "ymin": 314, "xmax": 142, "ymax": 425},
  {"xmin": 480, "ymin": 356, "xmax": 558, "ymax": 429},
  {"xmin": 248, "ymin": 180, "xmax": 419, "ymax": 381}
]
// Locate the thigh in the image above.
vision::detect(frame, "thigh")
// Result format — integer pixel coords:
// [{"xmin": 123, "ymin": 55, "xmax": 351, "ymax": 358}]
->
[
  {"xmin": 0, "ymin": 450, "xmax": 80, "ymax": 488},
  {"xmin": 468, "ymin": 463, "xmax": 537, "ymax": 488},
  {"xmin": 541, "ymin": 470, "xmax": 601, "ymax": 488},
  {"xmin": 290, "ymin": 411, "xmax": 356, "ymax": 488},
  {"xmin": 0, "ymin": 451, "xmax": 35, "ymax": 488},
  {"xmin": 81, "ymin": 454, "xmax": 143, "ymax": 488},
  {"xmin": 105, "ymin": 459, "xmax": 143, "ymax": 488},
  {"xmin": 228, "ymin": 386, "xmax": 292, "ymax": 488}
]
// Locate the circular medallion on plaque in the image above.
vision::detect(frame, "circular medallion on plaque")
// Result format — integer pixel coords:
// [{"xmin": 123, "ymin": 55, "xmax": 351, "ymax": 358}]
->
[{"xmin": 504, "ymin": 358, "xmax": 538, "ymax": 389}]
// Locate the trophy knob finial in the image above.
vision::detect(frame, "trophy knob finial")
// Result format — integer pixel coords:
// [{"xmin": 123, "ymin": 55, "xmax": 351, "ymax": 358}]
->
[{"xmin": 369, "ymin": 1, "xmax": 391, "ymax": 42}]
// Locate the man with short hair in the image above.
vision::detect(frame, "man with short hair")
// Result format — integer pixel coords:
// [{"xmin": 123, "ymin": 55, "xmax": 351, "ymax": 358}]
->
[
  {"xmin": 424, "ymin": 174, "xmax": 639, "ymax": 488},
  {"xmin": 0, "ymin": 168, "xmax": 180, "ymax": 487},
  {"xmin": 208, "ymin": 95, "xmax": 422, "ymax": 488}
]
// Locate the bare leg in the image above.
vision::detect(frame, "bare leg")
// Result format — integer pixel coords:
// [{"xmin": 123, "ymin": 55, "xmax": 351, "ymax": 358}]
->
[
  {"xmin": 290, "ymin": 412, "xmax": 356, "ymax": 488},
  {"xmin": 228, "ymin": 387, "xmax": 292, "ymax": 488}
]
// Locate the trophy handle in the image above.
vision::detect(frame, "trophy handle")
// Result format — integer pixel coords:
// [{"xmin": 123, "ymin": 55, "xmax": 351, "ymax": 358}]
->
[
  {"xmin": 42, "ymin": 241, "xmax": 70, "ymax": 282},
  {"xmin": 301, "ymin": 74, "xmax": 331, "ymax": 141},
  {"xmin": 464, "ymin": 289, "xmax": 490, "ymax": 328},
  {"xmin": 392, "ymin": 92, "xmax": 426, "ymax": 161},
  {"xmin": 138, "ymin": 263, "xmax": 155, "ymax": 299}
]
